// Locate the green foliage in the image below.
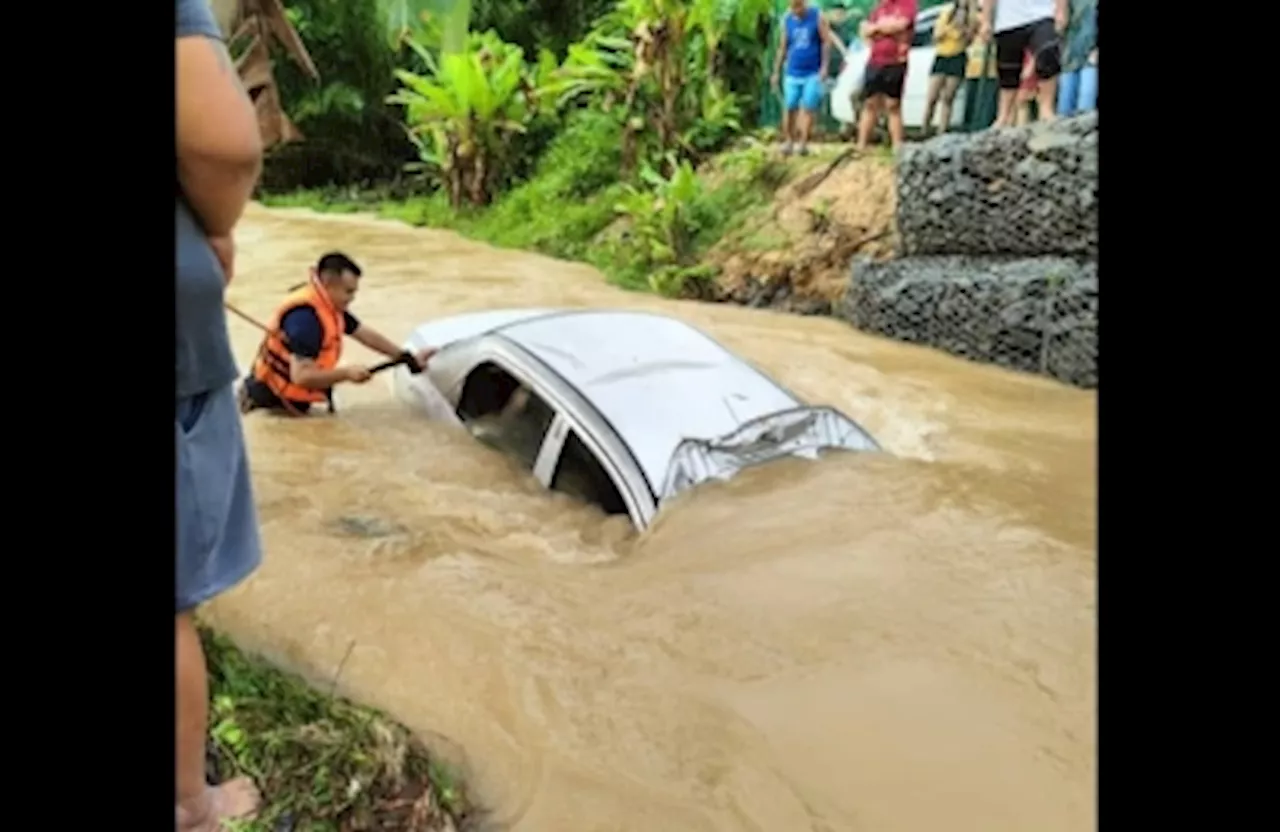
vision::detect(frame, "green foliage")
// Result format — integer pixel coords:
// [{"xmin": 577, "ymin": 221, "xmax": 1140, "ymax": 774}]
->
[
  {"xmin": 261, "ymin": 137, "xmax": 804, "ymax": 297},
  {"xmin": 263, "ymin": 0, "xmax": 413, "ymax": 189},
  {"xmin": 201, "ymin": 626, "xmax": 471, "ymax": 830},
  {"xmin": 476, "ymin": 109, "xmax": 627, "ymax": 254},
  {"xmin": 267, "ymin": 0, "xmax": 775, "ymax": 194},
  {"xmin": 378, "ymin": 0, "xmax": 471, "ymax": 52},
  {"xmin": 472, "ymin": 0, "xmax": 617, "ymax": 57},
  {"xmin": 614, "ymin": 158, "xmax": 703, "ymax": 274},
  {"xmin": 389, "ymin": 29, "xmax": 559, "ymax": 205},
  {"xmin": 648, "ymin": 263, "xmax": 719, "ymax": 297},
  {"xmin": 549, "ymin": 0, "xmax": 772, "ymax": 174},
  {"xmin": 265, "ymin": 0, "xmax": 794, "ymax": 298},
  {"xmin": 598, "ymin": 143, "xmax": 788, "ymax": 294},
  {"xmin": 264, "ymin": 0, "xmax": 605, "ymax": 191}
]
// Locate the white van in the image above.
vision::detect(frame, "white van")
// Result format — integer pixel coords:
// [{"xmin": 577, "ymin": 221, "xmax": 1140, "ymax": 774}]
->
[{"xmin": 830, "ymin": 4, "xmax": 968, "ymax": 131}]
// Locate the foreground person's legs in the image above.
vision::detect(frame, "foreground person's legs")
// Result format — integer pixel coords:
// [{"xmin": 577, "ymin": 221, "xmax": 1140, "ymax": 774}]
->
[
  {"xmin": 176, "ymin": 613, "xmax": 260, "ymax": 831},
  {"xmin": 176, "ymin": 611, "xmax": 209, "ymax": 811},
  {"xmin": 176, "ymin": 383, "xmax": 265, "ymax": 830}
]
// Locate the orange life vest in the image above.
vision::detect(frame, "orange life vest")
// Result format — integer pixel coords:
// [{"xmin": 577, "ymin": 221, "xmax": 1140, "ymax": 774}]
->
[{"xmin": 250, "ymin": 278, "xmax": 344, "ymax": 408}]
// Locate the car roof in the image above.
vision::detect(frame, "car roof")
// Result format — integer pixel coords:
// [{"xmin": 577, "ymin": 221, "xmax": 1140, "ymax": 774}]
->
[{"xmin": 487, "ymin": 310, "xmax": 803, "ymax": 490}]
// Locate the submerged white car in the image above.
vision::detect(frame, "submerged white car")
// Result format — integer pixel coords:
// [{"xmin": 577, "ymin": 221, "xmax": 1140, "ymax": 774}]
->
[{"xmin": 393, "ymin": 309, "xmax": 880, "ymax": 531}]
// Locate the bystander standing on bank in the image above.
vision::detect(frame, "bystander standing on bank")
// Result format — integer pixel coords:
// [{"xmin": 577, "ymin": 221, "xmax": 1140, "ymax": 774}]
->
[
  {"xmin": 1056, "ymin": 0, "xmax": 1097, "ymax": 117},
  {"xmin": 922, "ymin": 1, "xmax": 976, "ymax": 137},
  {"xmin": 175, "ymin": 0, "xmax": 268, "ymax": 828}
]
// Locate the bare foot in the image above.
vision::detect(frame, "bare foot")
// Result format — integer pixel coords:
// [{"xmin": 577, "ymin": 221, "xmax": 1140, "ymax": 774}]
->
[{"xmin": 177, "ymin": 777, "xmax": 261, "ymax": 831}]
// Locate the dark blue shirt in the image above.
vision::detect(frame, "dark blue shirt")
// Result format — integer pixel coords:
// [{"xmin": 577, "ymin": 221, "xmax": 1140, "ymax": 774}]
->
[
  {"xmin": 784, "ymin": 6, "xmax": 823, "ymax": 77},
  {"xmin": 176, "ymin": 0, "xmax": 238, "ymax": 399},
  {"xmin": 279, "ymin": 307, "xmax": 361, "ymax": 359}
]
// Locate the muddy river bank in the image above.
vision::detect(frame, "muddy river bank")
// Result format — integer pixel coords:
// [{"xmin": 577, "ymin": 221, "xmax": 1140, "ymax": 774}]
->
[{"xmin": 206, "ymin": 204, "xmax": 1096, "ymax": 832}]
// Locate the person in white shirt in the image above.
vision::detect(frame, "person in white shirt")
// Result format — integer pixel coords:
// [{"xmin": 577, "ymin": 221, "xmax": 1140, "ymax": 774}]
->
[{"xmin": 978, "ymin": 0, "xmax": 1068, "ymax": 127}]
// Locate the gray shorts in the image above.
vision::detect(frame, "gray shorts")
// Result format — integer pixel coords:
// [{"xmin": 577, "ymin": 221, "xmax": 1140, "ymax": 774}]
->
[{"xmin": 176, "ymin": 382, "xmax": 263, "ymax": 613}]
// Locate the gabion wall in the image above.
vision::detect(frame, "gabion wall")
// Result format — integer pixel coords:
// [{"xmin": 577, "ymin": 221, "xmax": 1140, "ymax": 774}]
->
[
  {"xmin": 897, "ymin": 113, "xmax": 1098, "ymax": 259},
  {"xmin": 841, "ymin": 256, "xmax": 1097, "ymax": 388},
  {"xmin": 840, "ymin": 114, "xmax": 1098, "ymax": 388}
]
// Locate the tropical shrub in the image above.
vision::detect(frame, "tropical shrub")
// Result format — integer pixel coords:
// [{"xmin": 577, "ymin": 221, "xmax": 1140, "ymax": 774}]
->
[
  {"xmin": 388, "ymin": 30, "xmax": 560, "ymax": 206},
  {"xmin": 549, "ymin": 0, "xmax": 772, "ymax": 173}
]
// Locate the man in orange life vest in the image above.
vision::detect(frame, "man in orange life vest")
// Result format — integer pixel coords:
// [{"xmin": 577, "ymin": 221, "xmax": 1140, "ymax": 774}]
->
[{"xmin": 238, "ymin": 251, "xmax": 438, "ymax": 415}]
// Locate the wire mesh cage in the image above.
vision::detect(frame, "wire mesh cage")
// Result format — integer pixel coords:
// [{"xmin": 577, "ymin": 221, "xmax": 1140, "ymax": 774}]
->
[
  {"xmin": 839, "ymin": 111, "xmax": 1098, "ymax": 389},
  {"xmin": 842, "ymin": 255, "xmax": 1097, "ymax": 387}
]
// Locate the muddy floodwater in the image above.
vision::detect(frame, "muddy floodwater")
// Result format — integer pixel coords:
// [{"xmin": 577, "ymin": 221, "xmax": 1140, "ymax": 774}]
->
[{"xmin": 206, "ymin": 204, "xmax": 1097, "ymax": 832}]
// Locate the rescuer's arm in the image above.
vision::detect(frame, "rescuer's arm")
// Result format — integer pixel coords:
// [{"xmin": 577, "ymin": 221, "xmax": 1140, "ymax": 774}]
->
[
  {"xmin": 176, "ymin": 0, "xmax": 262, "ymax": 238},
  {"xmin": 351, "ymin": 320, "xmax": 438, "ymax": 371},
  {"xmin": 350, "ymin": 323, "xmax": 406, "ymax": 360},
  {"xmin": 280, "ymin": 308, "xmax": 371, "ymax": 388},
  {"xmin": 291, "ymin": 357, "xmax": 370, "ymax": 388}
]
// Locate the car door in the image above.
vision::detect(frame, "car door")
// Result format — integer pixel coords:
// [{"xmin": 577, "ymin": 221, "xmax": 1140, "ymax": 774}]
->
[
  {"xmin": 450, "ymin": 348, "xmax": 561, "ymax": 474},
  {"xmin": 537, "ymin": 413, "xmax": 656, "ymax": 529},
  {"xmin": 450, "ymin": 347, "xmax": 656, "ymax": 529}
]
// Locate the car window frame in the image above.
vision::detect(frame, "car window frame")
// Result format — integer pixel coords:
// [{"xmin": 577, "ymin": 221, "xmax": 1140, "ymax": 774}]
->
[
  {"xmin": 450, "ymin": 350, "xmax": 559, "ymax": 470},
  {"xmin": 533, "ymin": 413, "xmax": 570, "ymax": 484},
  {"xmin": 459, "ymin": 340, "xmax": 658, "ymax": 529}
]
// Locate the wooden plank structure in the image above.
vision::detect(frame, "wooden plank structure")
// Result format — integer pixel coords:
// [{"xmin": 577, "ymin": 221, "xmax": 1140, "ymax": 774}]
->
[{"xmin": 210, "ymin": 0, "xmax": 321, "ymax": 148}]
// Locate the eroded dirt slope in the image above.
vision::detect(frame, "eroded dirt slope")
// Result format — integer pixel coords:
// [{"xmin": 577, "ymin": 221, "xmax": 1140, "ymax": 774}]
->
[{"xmin": 710, "ymin": 150, "xmax": 898, "ymax": 310}]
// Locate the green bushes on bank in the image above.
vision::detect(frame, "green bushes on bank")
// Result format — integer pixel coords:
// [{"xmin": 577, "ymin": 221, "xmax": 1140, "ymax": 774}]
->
[
  {"xmin": 260, "ymin": 1, "xmax": 783, "ymax": 296},
  {"xmin": 202, "ymin": 626, "xmax": 471, "ymax": 830}
]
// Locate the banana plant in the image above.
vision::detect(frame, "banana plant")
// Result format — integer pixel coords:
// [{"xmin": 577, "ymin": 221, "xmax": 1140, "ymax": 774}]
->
[
  {"xmin": 548, "ymin": 30, "xmax": 634, "ymax": 108},
  {"xmin": 388, "ymin": 31, "xmax": 555, "ymax": 206},
  {"xmin": 550, "ymin": 0, "xmax": 771, "ymax": 172}
]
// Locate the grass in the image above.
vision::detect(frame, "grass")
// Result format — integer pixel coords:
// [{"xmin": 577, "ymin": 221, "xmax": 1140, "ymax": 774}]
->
[
  {"xmin": 256, "ymin": 120, "xmax": 842, "ymax": 297},
  {"xmin": 202, "ymin": 626, "xmax": 473, "ymax": 832},
  {"xmin": 741, "ymin": 229, "xmax": 789, "ymax": 251}
]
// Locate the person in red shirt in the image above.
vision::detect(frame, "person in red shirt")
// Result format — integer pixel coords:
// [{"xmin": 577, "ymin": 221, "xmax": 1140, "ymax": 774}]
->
[{"xmin": 856, "ymin": 0, "xmax": 918, "ymax": 152}]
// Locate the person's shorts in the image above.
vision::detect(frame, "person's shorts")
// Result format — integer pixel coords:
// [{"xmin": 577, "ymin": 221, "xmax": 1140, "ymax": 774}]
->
[
  {"xmin": 783, "ymin": 73, "xmax": 824, "ymax": 112},
  {"xmin": 177, "ymin": 382, "xmax": 263, "ymax": 613},
  {"xmin": 864, "ymin": 63, "xmax": 907, "ymax": 100},
  {"xmin": 995, "ymin": 17, "xmax": 1061, "ymax": 90},
  {"xmin": 931, "ymin": 53, "xmax": 966, "ymax": 79}
]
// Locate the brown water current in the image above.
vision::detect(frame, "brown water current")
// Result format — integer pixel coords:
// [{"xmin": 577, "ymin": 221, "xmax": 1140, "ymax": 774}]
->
[{"xmin": 206, "ymin": 204, "xmax": 1097, "ymax": 832}]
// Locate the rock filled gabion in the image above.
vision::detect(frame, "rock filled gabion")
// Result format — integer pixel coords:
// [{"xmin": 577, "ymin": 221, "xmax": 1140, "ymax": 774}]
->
[
  {"xmin": 896, "ymin": 113, "xmax": 1098, "ymax": 259},
  {"xmin": 840, "ymin": 256, "xmax": 1097, "ymax": 388}
]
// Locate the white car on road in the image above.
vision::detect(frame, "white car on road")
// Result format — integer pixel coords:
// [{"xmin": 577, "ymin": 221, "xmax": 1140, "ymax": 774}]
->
[{"xmin": 830, "ymin": 4, "xmax": 966, "ymax": 131}]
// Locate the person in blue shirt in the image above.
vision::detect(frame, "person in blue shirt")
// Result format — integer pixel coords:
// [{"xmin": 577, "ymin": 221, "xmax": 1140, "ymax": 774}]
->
[{"xmin": 771, "ymin": 0, "xmax": 847, "ymax": 156}]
